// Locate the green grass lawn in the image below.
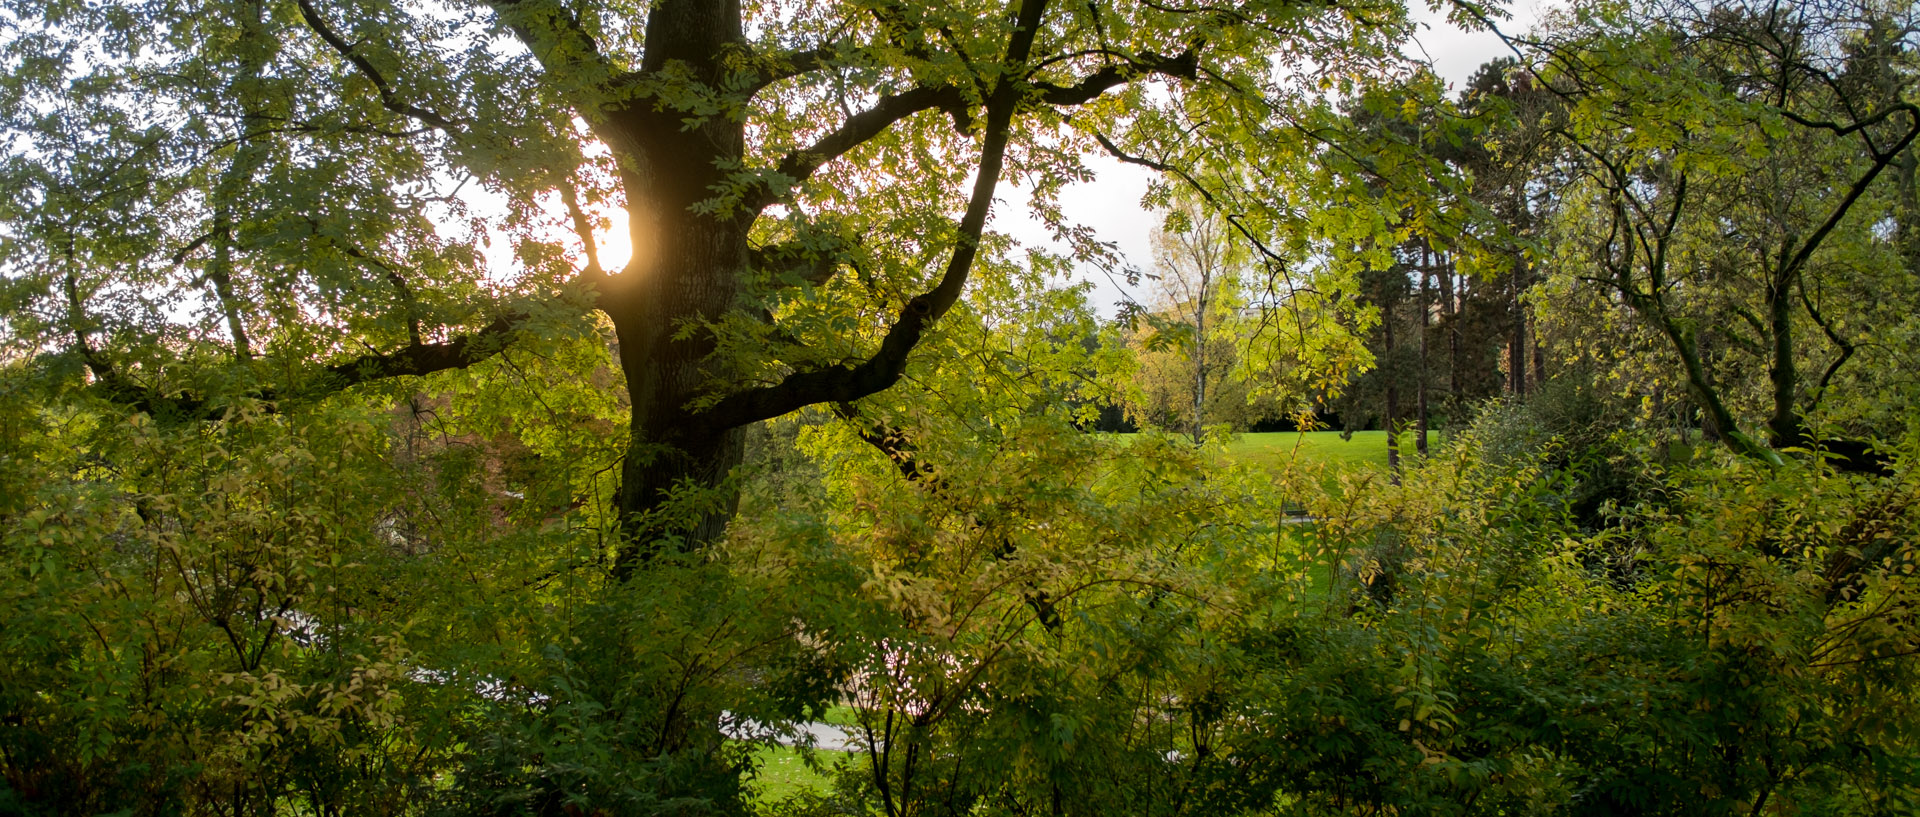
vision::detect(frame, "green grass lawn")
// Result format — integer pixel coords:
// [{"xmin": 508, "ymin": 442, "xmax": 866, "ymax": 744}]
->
[
  {"xmin": 1222, "ymin": 430, "xmax": 1394, "ymax": 474},
  {"xmin": 748, "ymin": 744, "xmax": 847, "ymax": 801}
]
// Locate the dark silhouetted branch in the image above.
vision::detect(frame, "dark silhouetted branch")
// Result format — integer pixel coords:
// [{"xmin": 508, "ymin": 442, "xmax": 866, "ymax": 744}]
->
[
  {"xmin": 700, "ymin": 0, "xmax": 1059, "ymax": 429},
  {"xmin": 747, "ymin": 84, "xmax": 969, "ymax": 212},
  {"xmin": 296, "ymin": 0, "xmax": 459, "ymax": 132}
]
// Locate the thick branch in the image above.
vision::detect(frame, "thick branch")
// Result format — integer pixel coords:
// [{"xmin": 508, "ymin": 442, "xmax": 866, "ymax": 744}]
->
[
  {"xmin": 295, "ymin": 0, "xmax": 459, "ymax": 132},
  {"xmin": 745, "ymin": 42, "xmax": 1198, "ymax": 214},
  {"xmin": 1032, "ymin": 48, "xmax": 1198, "ymax": 105},
  {"xmin": 487, "ymin": 0, "xmax": 633, "ymax": 83},
  {"xmin": 65, "ymin": 273, "xmax": 159, "ymax": 411},
  {"xmin": 1798, "ymin": 277, "xmax": 1855, "ymax": 411},
  {"xmin": 694, "ymin": 0, "xmax": 1051, "ymax": 430},
  {"xmin": 558, "ymin": 182, "xmax": 605, "ymax": 279},
  {"xmin": 833, "ymin": 402, "xmax": 938, "ymax": 484},
  {"xmin": 743, "ymin": 42, "xmax": 850, "ymax": 96},
  {"xmin": 75, "ymin": 305, "xmax": 554, "ymax": 422},
  {"xmin": 319, "ymin": 312, "xmax": 524, "ymax": 389},
  {"xmin": 1778, "ymin": 102, "xmax": 1919, "ymax": 141},
  {"xmin": 747, "ymin": 84, "xmax": 968, "ymax": 212}
]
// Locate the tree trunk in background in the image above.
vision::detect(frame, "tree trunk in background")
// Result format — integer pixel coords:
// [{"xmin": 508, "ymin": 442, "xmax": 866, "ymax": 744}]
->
[
  {"xmin": 1897, "ymin": 147, "xmax": 1920, "ymax": 276},
  {"xmin": 1442, "ymin": 252, "xmax": 1459, "ymax": 417},
  {"xmin": 1531, "ymin": 316, "xmax": 1546, "ymax": 392},
  {"xmin": 1383, "ymin": 277, "xmax": 1400, "ymax": 483},
  {"xmin": 1193, "ymin": 285, "xmax": 1209, "ymax": 445},
  {"xmin": 1765, "ymin": 263, "xmax": 1805, "ymax": 450},
  {"xmin": 1417, "ymin": 245, "xmax": 1430, "ymax": 457},
  {"xmin": 1692, "ymin": 333, "xmax": 1723, "ymax": 444},
  {"xmin": 1508, "ymin": 262, "xmax": 1528, "ymax": 396}
]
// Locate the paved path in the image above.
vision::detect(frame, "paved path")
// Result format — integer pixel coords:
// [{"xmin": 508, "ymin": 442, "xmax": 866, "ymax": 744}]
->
[
  {"xmin": 724, "ymin": 715, "xmax": 865, "ymax": 752},
  {"xmin": 789, "ymin": 721, "xmax": 863, "ymax": 752}
]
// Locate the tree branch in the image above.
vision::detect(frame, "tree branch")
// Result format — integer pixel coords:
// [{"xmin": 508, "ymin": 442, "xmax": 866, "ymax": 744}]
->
[
  {"xmin": 487, "ymin": 0, "xmax": 633, "ymax": 82},
  {"xmin": 693, "ymin": 0, "xmax": 1052, "ymax": 430},
  {"xmin": 558, "ymin": 181, "xmax": 606, "ymax": 279},
  {"xmin": 752, "ymin": 233, "xmax": 857, "ymax": 288},
  {"xmin": 832, "ymin": 401, "xmax": 1060, "ymax": 632},
  {"xmin": 318, "ymin": 311, "xmax": 525, "ymax": 389},
  {"xmin": 1798, "ymin": 276, "xmax": 1855, "ymax": 411},
  {"xmin": 743, "ymin": 42, "xmax": 851, "ymax": 96},
  {"xmin": 833, "ymin": 402, "xmax": 938, "ymax": 484},
  {"xmin": 295, "ymin": 0, "xmax": 459, "ymax": 133},
  {"xmin": 1090, "ymin": 130, "xmax": 1317, "ymax": 345},
  {"xmin": 1032, "ymin": 47, "xmax": 1198, "ymax": 105},
  {"xmin": 1777, "ymin": 102, "xmax": 1919, "ymax": 141},
  {"xmin": 1777, "ymin": 110, "xmax": 1920, "ymax": 282},
  {"xmin": 746, "ymin": 84, "xmax": 969, "ymax": 212},
  {"xmin": 743, "ymin": 41, "xmax": 1199, "ymax": 214}
]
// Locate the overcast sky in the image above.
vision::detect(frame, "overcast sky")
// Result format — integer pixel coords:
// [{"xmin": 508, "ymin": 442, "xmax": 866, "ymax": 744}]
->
[{"xmin": 1002, "ymin": 1, "xmax": 1548, "ymax": 318}]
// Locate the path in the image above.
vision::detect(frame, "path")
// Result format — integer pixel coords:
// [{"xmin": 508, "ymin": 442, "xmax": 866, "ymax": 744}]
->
[{"xmin": 724, "ymin": 714, "xmax": 866, "ymax": 752}]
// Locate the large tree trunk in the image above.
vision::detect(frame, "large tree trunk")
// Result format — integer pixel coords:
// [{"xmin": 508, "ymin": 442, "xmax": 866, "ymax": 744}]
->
[
  {"xmin": 599, "ymin": 0, "xmax": 755, "ymax": 574},
  {"xmin": 606, "ymin": 211, "xmax": 752, "ymax": 573},
  {"xmin": 605, "ymin": 203, "xmax": 750, "ymax": 572}
]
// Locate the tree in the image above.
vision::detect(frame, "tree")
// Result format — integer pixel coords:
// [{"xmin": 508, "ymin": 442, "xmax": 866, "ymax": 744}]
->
[
  {"xmin": 1486, "ymin": 0, "xmax": 1920, "ymax": 458},
  {"xmin": 1453, "ymin": 57, "xmax": 1562, "ymax": 400},
  {"xmin": 0, "ymin": 0, "xmax": 1420, "ymax": 573},
  {"xmin": 1129, "ymin": 200, "xmax": 1252, "ymax": 442},
  {"xmin": 11, "ymin": 3, "xmax": 1920, "ymax": 816},
  {"xmin": 1286, "ymin": 71, "xmax": 1511, "ymax": 474}
]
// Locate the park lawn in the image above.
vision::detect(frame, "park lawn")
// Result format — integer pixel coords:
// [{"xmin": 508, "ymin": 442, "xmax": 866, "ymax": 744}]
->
[
  {"xmin": 1105, "ymin": 430, "xmax": 1398, "ymax": 475},
  {"xmin": 1223, "ymin": 430, "xmax": 1393, "ymax": 474},
  {"xmin": 745, "ymin": 707, "xmax": 860, "ymax": 802},
  {"xmin": 748, "ymin": 744, "xmax": 848, "ymax": 801}
]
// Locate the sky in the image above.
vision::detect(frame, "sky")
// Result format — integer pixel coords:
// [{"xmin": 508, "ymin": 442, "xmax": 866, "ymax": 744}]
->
[{"xmin": 998, "ymin": 1, "xmax": 1548, "ymax": 318}]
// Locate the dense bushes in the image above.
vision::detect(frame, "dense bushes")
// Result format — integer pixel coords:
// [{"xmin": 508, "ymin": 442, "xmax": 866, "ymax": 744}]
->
[{"xmin": 6, "ymin": 342, "xmax": 1918, "ymax": 817}]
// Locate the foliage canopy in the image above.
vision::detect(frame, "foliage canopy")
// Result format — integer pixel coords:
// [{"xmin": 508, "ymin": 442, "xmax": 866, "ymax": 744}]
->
[{"xmin": 5, "ymin": 0, "xmax": 1920, "ymax": 815}]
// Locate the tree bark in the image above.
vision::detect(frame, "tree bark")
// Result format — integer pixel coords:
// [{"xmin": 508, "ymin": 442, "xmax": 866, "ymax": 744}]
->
[
  {"xmin": 1530, "ymin": 314, "xmax": 1546, "ymax": 392},
  {"xmin": 1416, "ymin": 245, "xmax": 1430, "ymax": 457},
  {"xmin": 1508, "ymin": 260, "xmax": 1527, "ymax": 396},
  {"xmin": 1441, "ymin": 251, "xmax": 1459, "ymax": 417},
  {"xmin": 1382, "ymin": 271, "xmax": 1400, "ymax": 482},
  {"xmin": 1896, "ymin": 147, "xmax": 1920, "ymax": 276},
  {"xmin": 597, "ymin": 0, "xmax": 757, "ymax": 574},
  {"xmin": 1193, "ymin": 275, "xmax": 1209, "ymax": 445},
  {"xmin": 1765, "ymin": 262, "xmax": 1803, "ymax": 451}
]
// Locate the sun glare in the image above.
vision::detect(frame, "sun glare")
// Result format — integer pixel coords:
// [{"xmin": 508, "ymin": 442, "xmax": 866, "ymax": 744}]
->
[{"xmin": 593, "ymin": 205, "xmax": 634, "ymax": 273}]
